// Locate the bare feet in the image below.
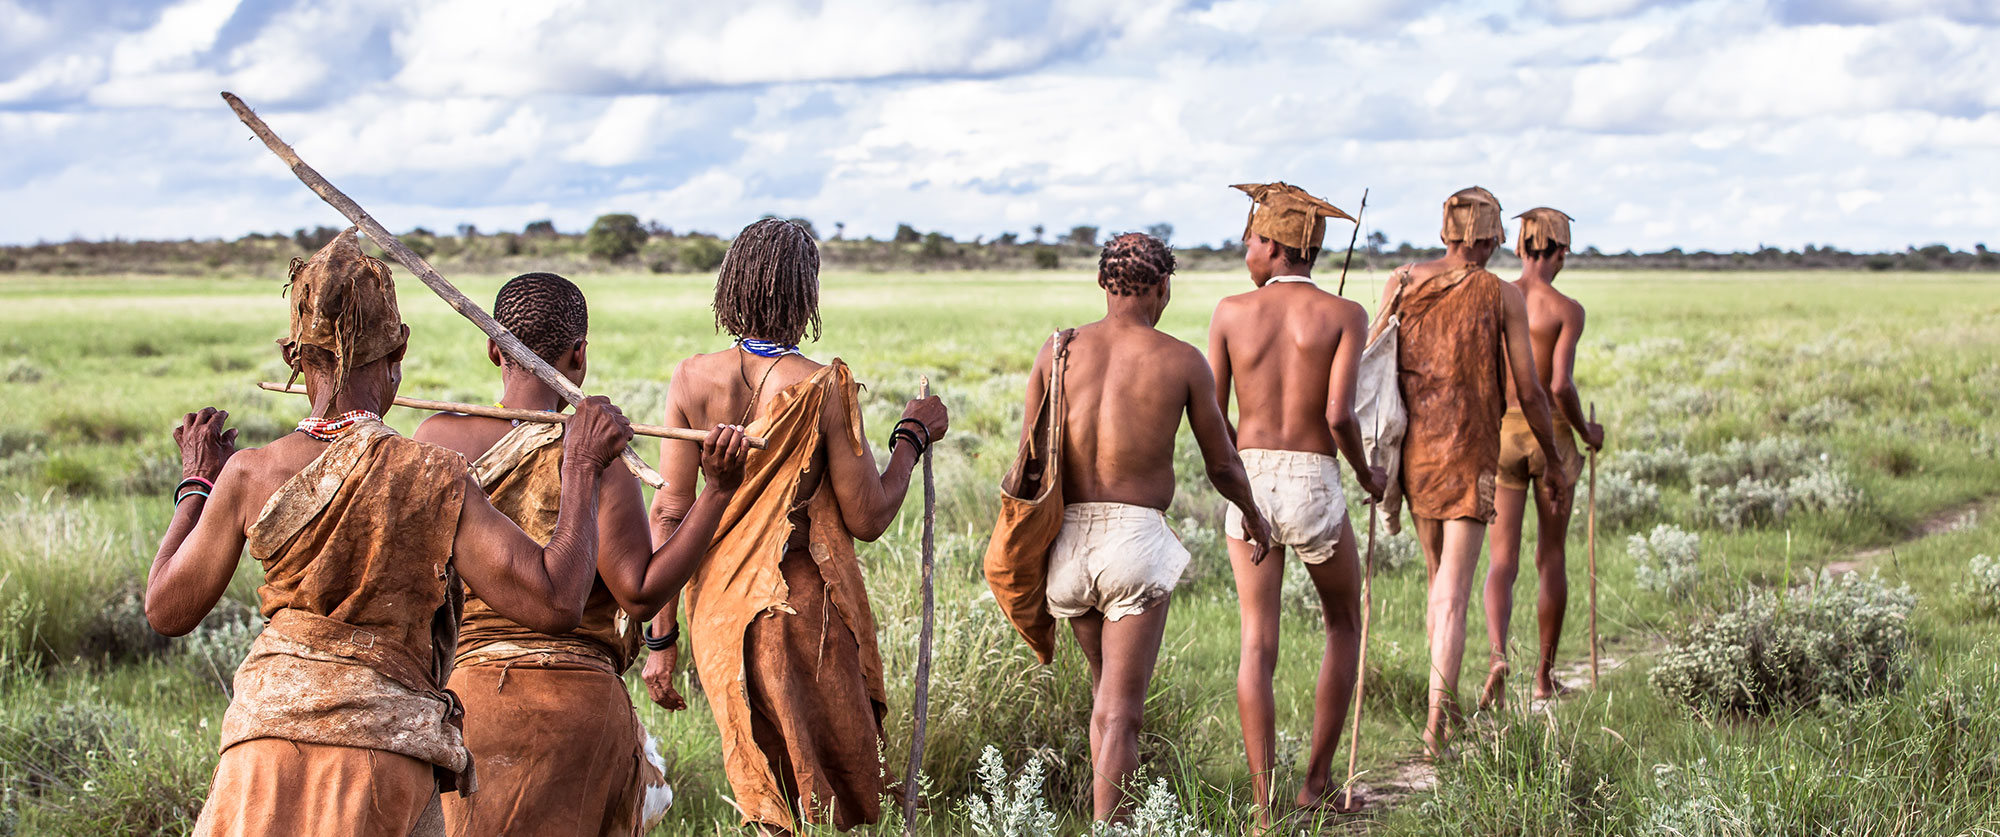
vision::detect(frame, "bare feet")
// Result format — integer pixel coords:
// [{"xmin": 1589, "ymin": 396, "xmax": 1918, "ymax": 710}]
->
[
  {"xmin": 1294, "ymin": 788, "xmax": 1366, "ymax": 817},
  {"xmin": 1479, "ymin": 661, "xmax": 1510, "ymax": 711},
  {"xmin": 1532, "ymin": 670, "xmax": 1574, "ymax": 702}
]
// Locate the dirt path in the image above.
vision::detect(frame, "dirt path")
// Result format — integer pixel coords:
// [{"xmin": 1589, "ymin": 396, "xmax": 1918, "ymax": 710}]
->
[{"xmin": 1826, "ymin": 496, "xmax": 1992, "ymax": 575}]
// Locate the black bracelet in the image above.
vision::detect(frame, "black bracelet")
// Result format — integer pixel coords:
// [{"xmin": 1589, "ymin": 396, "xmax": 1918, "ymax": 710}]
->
[
  {"xmin": 890, "ymin": 427, "xmax": 926, "ymax": 456},
  {"xmin": 643, "ymin": 623, "xmax": 678, "ymax": 652},
  {"xmin": 895, "ymin": 418, "xmax": 932, "ymax": 449},
  {"xmin": 174, "ymin": 477, "xmax": 213, "ymax": 498}
]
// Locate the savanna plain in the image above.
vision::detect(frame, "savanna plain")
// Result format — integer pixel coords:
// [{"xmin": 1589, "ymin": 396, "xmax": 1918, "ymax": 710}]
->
[{"xmin": 2, "ymin": 269, "xmax": 1998, "ymax": 836}]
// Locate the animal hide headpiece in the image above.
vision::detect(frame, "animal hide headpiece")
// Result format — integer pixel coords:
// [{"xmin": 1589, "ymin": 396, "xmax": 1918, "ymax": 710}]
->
[
  {"xmin": 1231, "ymin": 182, "xmax": 1353, "ymax": 260},
  {"xmin": 1514, "ymin": 207, "xmax": 1574, "ymax": 256},
  {"xmin": 1440, "ymin": 186, "xmax": 1505, "ymax": 245},
  {"xmin": 278, "ymin": 227, "xmax": 404, "ymax": 393}
]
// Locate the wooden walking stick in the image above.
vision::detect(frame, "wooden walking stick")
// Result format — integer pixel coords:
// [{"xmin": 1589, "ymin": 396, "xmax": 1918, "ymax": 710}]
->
[
  {"xmin": 901, "ymin": 378, "xmax": 936, "ymax": 834},
  {"xmin": 221, "ymin": 92, "xmax": 665, "ymax": 488},
  {"xmin": 256, "ymin": 382, "xmax": 767, "ymax": 448},
  {"xmin": 1343, "ymin": 407, "xmax": 1385, "ymax": 811},
  {"xmin": 1336, "ymin": 188, "xmax": 1369, "ymax": 297},
  {"xmin": 1587, "ymin": 401, "xmax": 1600, "ymax": 688}
]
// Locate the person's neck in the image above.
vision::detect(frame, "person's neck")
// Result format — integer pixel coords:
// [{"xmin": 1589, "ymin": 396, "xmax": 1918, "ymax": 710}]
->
[
  {"xmin": 309, "ymin": 380, "xmax": 390, "ymax": 419},
  {"xmin": 1443, "ymin": 245, "xmax": 1488, "ymax": 269},
  {"xmin": 1103, "ymin": 296, "xmax": 1160, "ymax": 328},
  {"xmin": 497, "ymin": 370, "xmax": 567, "ymax": 413},
  {"xmin": 1518, "ymin": 261, "xmax": 1560, "ymax": 285}
]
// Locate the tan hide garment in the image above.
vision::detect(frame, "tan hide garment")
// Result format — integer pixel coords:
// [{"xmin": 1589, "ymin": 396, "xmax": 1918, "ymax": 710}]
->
[
  {"xmin": 685, "ymin": 360, "xmax": 886, "ymax": 832},
  {"xmin": 1378, "ymin": 263, "xmax": 1508, "ymax": 522},
  {"xmin": 440, "ymin": 420, "xmax": 664, "ymax": 836},
  {"xmin": 213, "ymin": 417, "xmax": 471, "ymax": 833},
  {"xmin": 983, "ymin": 329, "xmax": 1075, "ymax": 664},
  {"xmin": 454, "ymin": 420, "xmax": 641, "ymax": 672}
]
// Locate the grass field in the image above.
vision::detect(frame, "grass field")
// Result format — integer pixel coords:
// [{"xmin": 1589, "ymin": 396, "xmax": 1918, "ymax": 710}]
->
[{"xmin": 2, "ymin": 268, "xmax": 1998, "ymax": 835}]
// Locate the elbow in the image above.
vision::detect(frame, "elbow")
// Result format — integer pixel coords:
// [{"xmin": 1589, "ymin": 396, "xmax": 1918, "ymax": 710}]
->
[
  {"xmin": 1327, "ymin": 409, "xmax": 1357, "ymax": 436},
  {"xmin": 521, "ymin": 605, "xmax": 583, "ymax": 636},
  {"xmin": 144, "ymin": 598, "xmax": 197, "ymax": 638},
  {"xmin": 1548, "ymin": 381, "xmax": 1577, "ymax": 405}
]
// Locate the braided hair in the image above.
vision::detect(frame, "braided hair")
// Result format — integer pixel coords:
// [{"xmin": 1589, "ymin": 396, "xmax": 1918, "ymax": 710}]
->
[
  {"xmin": 1097, "ymin": 232, "xmax": 1176, "ymax": 296},
  {"xmin": 713, "ymin": 218, "xmax": 821, "ymax": 345},
  {"xmin": 494, "ymin": 272, "xmax": 588, "ymax": 365}
]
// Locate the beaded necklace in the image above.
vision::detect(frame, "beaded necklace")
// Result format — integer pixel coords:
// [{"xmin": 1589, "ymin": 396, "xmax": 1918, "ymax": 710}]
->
[
  {"xmin": 736, "ymin": 338, "xmax": 800, "ymax": 358},
  {"xmin": 296, "ymin": 409, "xmax": 380, "ymax": 441}
]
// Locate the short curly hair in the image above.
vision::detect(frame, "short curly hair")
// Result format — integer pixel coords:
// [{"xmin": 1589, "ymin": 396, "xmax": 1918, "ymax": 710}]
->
[
  {"xmin": 494, "ymin": 272, "xmax": 588, "ymax": 365},
  {"xmin": 1097, "ymin": 232, "xmax": 1175, "ymax": 296},
  {"xmin": 713, "ymin": 218, "xmax": 822, "ymax": 345}
]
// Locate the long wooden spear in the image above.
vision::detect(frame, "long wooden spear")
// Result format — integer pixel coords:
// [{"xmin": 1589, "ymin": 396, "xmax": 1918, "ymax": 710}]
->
[
  {"xmin": 1342, "ymin": 403, "xmax": 1384, "ymax": 812},
  {"xmin": 902, "ymin": 377, "xmax": 936, "ymax": 834},
  {"xmin": 1336, "ymin": 188, "xmax": 1369, "ymax": 297},
  {"xmin": 1588, "ymin": 401, "xmax": 1600, "ymax": 688},
  {"xmin": 221, "ymin": 92, "xmax": 665, "ymax": 488},
  {"xmin": 256, "ymin": 383, "xmax": 767, "ymax": 448}
]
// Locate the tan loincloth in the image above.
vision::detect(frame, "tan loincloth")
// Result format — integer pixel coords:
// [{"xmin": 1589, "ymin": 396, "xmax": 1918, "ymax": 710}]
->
[
  {"xmin": 1046, "ymin": 502, "xmax": 1190, "ymax": 621},
  {"xmin": 440, "ymin": 655, "xmax": 665, "ymax": 837},
  {"xmin": 1225, "ymin": 448, "xmax": 1350, "ymax": 564},
  {"xmin": 684, "ymin": 360, "xmax": 888, "ymax": 832},
  {"xmin": 1383, "ymin": 263, "xmax": 1507, "ymax": 522},
  {"xmin": 193, "ymin": 738, "xmax": 443, "ymax": 837},
  {"xmin": 1495, "ymin": 408, "xmax": 1581, "ymax": 492}
]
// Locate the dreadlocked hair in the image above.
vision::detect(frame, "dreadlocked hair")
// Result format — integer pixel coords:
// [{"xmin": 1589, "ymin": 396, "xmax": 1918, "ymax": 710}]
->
[
  {"xmin": 713, "ymin": 218, "xmax": 821, "ymax": 345},
  {"xmin": 494, "ymin": 272, "xmax": 588, "ymax": 365},
  {"xmin": 1097, "ymin": 232, "xmax": 1175, "ymax": 296}
]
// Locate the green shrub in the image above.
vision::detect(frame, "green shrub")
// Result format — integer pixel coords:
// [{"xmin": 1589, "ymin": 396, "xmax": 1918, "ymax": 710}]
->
[
  {"xmin": 681, "ymin": 237, "xmax": 727, "ymax": 273},
  {"xmin": 1589, "ymin": 469, "xmax": 1661, "ymax": 531},
  {"xmin": 39, "ymin": 455, "xmax": 102, "ymax": 495},
  {"xmin": 1630, "ymin": 523, "xmax": 1700, "ymax": 598},
  {"xmin": 961, "ymin": 746, "xmax": 1059, "ymax": 837},
  {"xmin": 1033, "ymin": 248, "xmax": 1060, "ymax": 270},
  {"xmin": 0, "ymin": 359, "xmax": 42, "ymax": 384},
  {"xmin": 1787, "ymin": 397, "xmax": 1855, "ymax": 433},
  {"xmin": 585, "ymin": 213, "xmax": 647, "ymax": 262},
  {"xmin": 1649, "ymin": 572, "xmax": 1915, "ymax": 717},
  {"xmin": 1693, "ymin": 463, "xmax": 1860, "ymax": 529},
  {"xmin": 1969, "ymin": 555, "xmax": 2000, "ymax": 613},
  {"xmin": 1609, "ymin": 442, "xmax": 1688, "ymax": 486}
]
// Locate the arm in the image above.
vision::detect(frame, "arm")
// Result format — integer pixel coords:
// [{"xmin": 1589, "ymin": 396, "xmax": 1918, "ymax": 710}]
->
[
  {"xmin": 1499, "ymin": 284, "xmax": 1571, "ymax": 498},
  {"xmin": 145, "ymin": 408, "xmax": 245, "ymax": 636},
  {"xmin": 1019, "ymin": 336, "xmax": 1054, "ymax": 448},
  {"xmin": 1549, "ymin": 302, "xmax": 1603, "ymax": 450},
  {"xmin": 452, "ymin": 397, "xmax": 632, "ymax": 634},
  {"xmin": 1183, "ymin": 347, "xmax": 1272, "ymax": 561},
  {"xmin": 1325, "ymin": 304, "xmax": 1387, "ymax": 500},
  {"xmin": 601, "ymin": 425, "xmax": 748, "ymax": 620},
  {"xmin": 825, "ymin": 378, "xmax": 948, "ymax": 542},
  {"xmin": 1206, "ymin": 311, "xmax": 1236, "ymax": 443}
]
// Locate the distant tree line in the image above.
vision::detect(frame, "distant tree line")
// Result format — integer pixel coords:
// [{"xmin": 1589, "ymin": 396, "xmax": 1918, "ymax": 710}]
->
[{"xmin": 3, "ymin": 214, "xmax": 1994, "ymax": 277}]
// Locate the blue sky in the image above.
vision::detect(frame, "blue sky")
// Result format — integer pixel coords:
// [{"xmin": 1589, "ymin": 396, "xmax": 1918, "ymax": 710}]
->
[{"xmin": 2, "ymin": 0, "xmax": 1995, "ymax": 251}]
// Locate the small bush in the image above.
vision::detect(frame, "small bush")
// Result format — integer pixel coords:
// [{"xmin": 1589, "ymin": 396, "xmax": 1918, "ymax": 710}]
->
[
  {"xmin": 1969, "ymin": 555, "xmax": 2000, "ymax": 613},
  {"xmin": 1610, "ymin": 442, "xmax": 1688, "ymax": 486},
  {"xmin": 1589, "ymin": 469, "xmax": 1661, "ymax": 531},
  {"xmin": 178, "ymin": 612, "xmax": 261, "ymax": 688},
  {"xmin": 1694, "ymin": 462, "xmax": 1860, "ymax": 529},
  {"xmin": 1688, "ymin": 437, "xmax": 1813, "ymax": 487},
  {"xmin": 1, "ymin": 359, "xmax": 43, "ymax": 384},
  {"xmin": 1787, "ymin": 396, "xmax": 1855, "ymax": 433},
  {"xmin": 680, "ymin": 238, "xmax": 727, "ymax": 273},
  {"xmin": 1033, "ymin": 248, "xmax": 1061, "ymax": 270},
  {"xmin": 1630, "ymin": 524, "xmax": 1700, "ymax": 597},
  {"xmin": 1649, "ymin": 571, "xmax": 1915, "ymax": 717},
  {"xmin": 39, "ymin": 455, "xmax": 102, "ymax": 495},
  {"xmin": 42, "ymin": 409, "xmax": 147, "ymax": 446},
  {"xmin": 961, "ymin": 746, "xmax": 1059, "ymax": 837},
  {"xmin": 1091, "ymin": 775, "xmax": 1207, "ymax": 837}
]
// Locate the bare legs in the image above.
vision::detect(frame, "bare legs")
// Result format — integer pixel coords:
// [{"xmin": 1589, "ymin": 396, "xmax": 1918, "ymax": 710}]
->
[
  {"xmin": 1483, "ymin": 480, "xmax": 1573, "ymax": 703},
  {"xmin": 1414, "ymin": 515, "xmax": 1485, "ymax": 756},
  {"xmin": 1228, "ymin": 519, "xmax": 1365, "ymax": 825},
  {"xmin": 1069, "ymin": 598, "xmax": 1172, "ymax": 822}
]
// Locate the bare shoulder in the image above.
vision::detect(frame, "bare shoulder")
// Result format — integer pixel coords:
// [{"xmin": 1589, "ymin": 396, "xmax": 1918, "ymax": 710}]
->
[{"xmin": 1319, "ymin": 291, "xmax": 1370, "ymax": 330}]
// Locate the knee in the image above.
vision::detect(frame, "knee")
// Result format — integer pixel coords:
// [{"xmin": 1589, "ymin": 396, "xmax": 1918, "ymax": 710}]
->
[
  {"xmin": 1240, "ymin": 629, "xmax": 1280, "ymax": 667},
  {"xmin": 1092, "ymin": 705, "xmax": 1144, "ymax": 740}
]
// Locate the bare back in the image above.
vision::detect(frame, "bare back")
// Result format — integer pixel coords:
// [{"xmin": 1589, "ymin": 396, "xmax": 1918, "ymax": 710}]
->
[
  {"xmin": 1037, "ymin": 321, "xmax": 1209, "ymax": 510},
  {"xmin": 665, "ymin": 350, "xmax": 831, "ymax": 500},
  {"xmin": 1503, "ymin": 280, "xmax": 1584, "ymax": 409},
  {"xmin": 1210, "ymin": 281, "xmax": 1369, "ymax": 455}
]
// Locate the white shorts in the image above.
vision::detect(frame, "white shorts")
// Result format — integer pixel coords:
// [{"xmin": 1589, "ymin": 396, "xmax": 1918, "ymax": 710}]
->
[
  {"xmin": 1225, "ymin": 448, "xmax": 1350, "ymax": 565},
  {"xmin": 1046, "ymin": 503, "xmax": 1191, "ymax": 622}
]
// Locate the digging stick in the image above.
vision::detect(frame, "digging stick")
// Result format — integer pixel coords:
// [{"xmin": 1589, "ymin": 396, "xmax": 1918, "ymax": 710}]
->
[
  {"xmin": 221, "ymin": 92, "xmax": 664, "ymax": 488},
  {"xmin": 1336, "ymin": 188, "xmax": 1369, "ymax": 297},
  {"xmin": 256, "ymin": 382, "xmax": 767, "ymax": 448},
  {"xmin": 901, "ymin": 377, "xmax": 936, "ymax": 834},
  {"xmin": 1343, "ymin": 405, "xmax": 1386, "ymax": 811},
  {"xmin": 1588, "ymin": 401, "xmax": 1599, "ymax": 688}
]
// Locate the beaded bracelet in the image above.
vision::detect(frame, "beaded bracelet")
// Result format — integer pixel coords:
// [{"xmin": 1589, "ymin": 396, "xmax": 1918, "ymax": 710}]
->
[{"xmin": 643, "ymin": 623, "xmax": 679, "ymax": 652}]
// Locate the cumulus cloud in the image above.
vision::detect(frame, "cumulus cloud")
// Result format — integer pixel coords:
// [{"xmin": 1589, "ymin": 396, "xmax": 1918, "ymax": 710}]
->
[{"xmin": 0, "ymin": 0, "xmax": 1995, "ymax": 251}]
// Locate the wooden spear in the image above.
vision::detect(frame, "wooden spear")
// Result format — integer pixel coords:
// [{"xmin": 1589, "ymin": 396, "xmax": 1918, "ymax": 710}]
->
[
  {"xmin": 902, "ymin": 378, "xmax": 936, "ymax": 835},
  {"xmin": 1336, "ymin": 188, "xmax": 1369, "ymax": 297},
  {"xmin": 1588, "ymin": 401, "xmax": 1600, "ymax": 688},
  {"xmin": 221, "ymin": 92, "xmax": 665, "ymax": 488},
  {"xmin": 256, "ymin": 383, "xmax": 767, "ymax": 449}
]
